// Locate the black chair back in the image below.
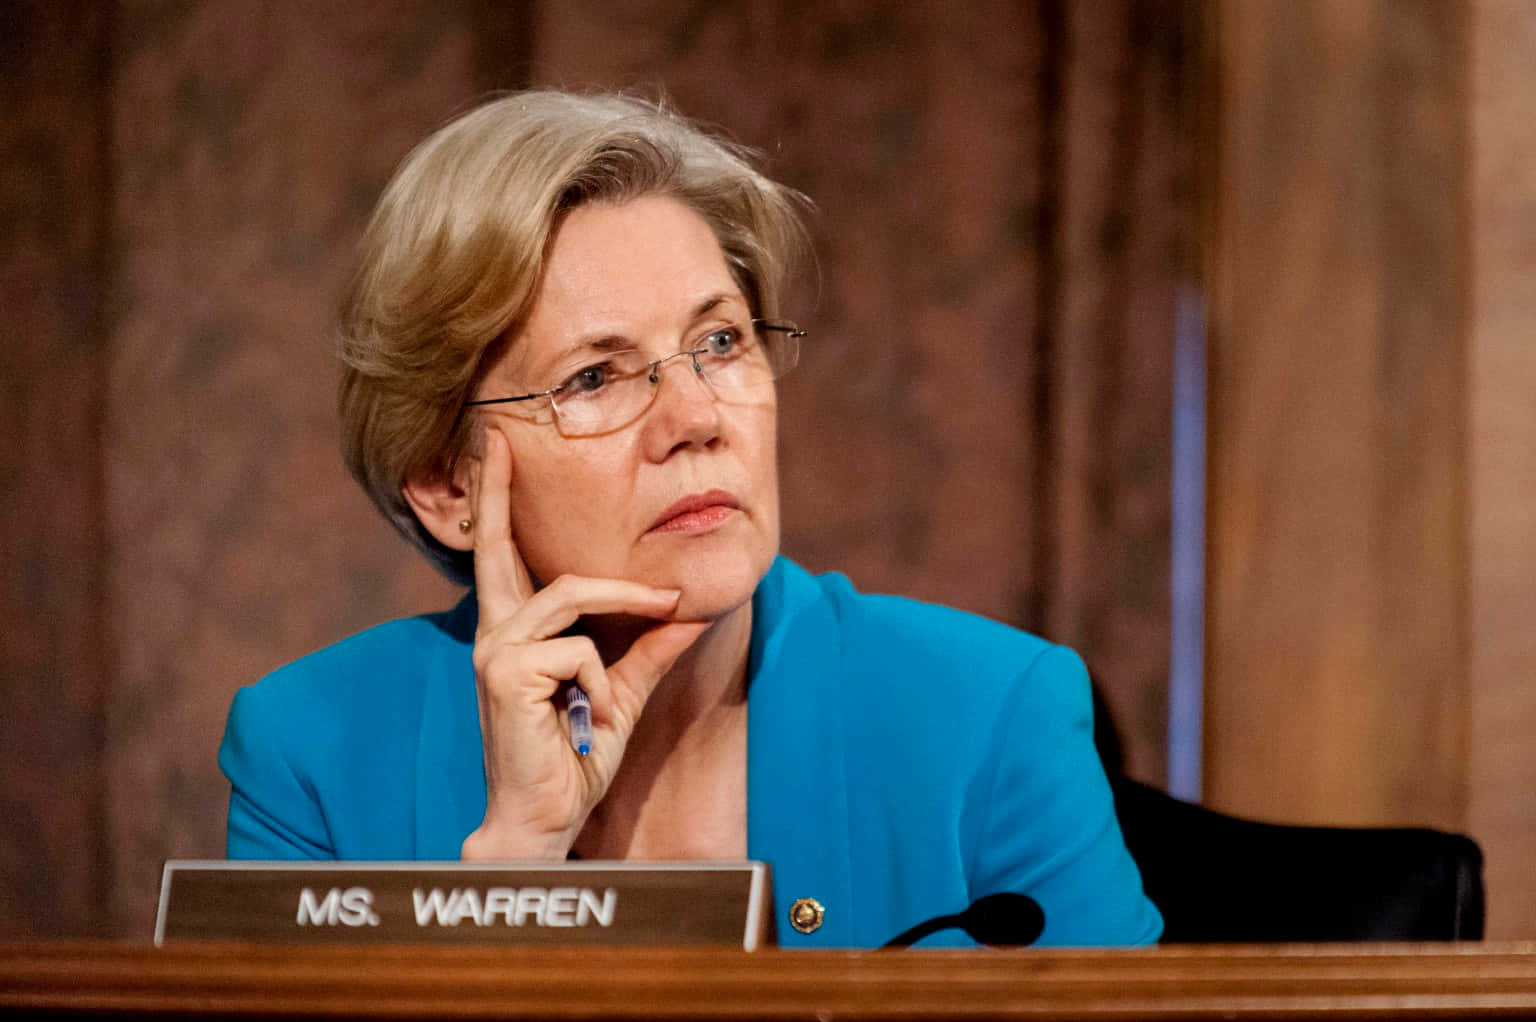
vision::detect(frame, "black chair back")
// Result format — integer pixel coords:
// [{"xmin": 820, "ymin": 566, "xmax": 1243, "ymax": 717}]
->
[{"xmin": 1109, "ymin": 775, "xmax": 1485, "ymax": 942}]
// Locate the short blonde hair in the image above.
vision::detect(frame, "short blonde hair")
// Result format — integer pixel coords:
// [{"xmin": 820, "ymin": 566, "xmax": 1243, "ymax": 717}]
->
[{"xmin": 338, "ymin": 90, "xmax": 811, "ymax": 584}]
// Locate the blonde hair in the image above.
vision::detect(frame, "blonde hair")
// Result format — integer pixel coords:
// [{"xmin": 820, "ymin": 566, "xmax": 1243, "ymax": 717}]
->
[{"xmin": 338, "ymin": 91, "xmax": 811, "ymax": 584}]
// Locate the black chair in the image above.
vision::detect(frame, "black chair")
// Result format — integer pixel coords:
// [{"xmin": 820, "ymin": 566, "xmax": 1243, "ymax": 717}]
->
[{"xmin": 1108, "ymin": 774, "xmax": 1485, "ymax": 942}]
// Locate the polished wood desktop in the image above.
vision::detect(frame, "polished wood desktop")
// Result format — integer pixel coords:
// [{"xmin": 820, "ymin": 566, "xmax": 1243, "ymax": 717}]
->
[{"xmin": 4, "ymin": 941, "xmax": 1536, "ymax": 1019}]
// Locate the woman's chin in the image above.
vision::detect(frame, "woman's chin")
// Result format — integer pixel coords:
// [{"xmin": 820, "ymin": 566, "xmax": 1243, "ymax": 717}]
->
[
  {"xmin": 670, "ymin": 589, "xmax": 742, "ymax": 623},
  {"xmin": 647, "ymin": 549, "xmax": 773, "ymax": 623}
]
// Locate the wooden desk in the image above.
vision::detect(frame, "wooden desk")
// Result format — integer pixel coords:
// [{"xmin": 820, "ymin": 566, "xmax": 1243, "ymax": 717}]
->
[{"xmin": 4, "ymin": 941, "xmax": 1536, "ymax": 1019}]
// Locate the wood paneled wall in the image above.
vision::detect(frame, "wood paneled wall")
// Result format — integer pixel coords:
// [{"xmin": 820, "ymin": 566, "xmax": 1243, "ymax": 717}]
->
[
  {"xmin": 1468, "ymin": 0, "xmax": 1536, "ymax": 941},
  {"xmin": 1207, "ymin": 0, "xmax": 1536, "ymax": 936},
  {"xmin": 1207, "ymin": 1, "xmax": 1467, "ymax": 826}
]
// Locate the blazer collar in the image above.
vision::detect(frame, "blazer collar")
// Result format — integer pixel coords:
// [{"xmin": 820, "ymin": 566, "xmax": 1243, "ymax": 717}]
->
[{"xmin": 746, "ymin": 558, "xmax": 855, "ymax": 947}]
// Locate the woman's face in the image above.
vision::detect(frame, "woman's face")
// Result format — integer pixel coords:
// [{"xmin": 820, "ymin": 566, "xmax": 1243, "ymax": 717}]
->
[{"xmin": 475, "ymin": 195, "xmax": 781, "ymax": 621}]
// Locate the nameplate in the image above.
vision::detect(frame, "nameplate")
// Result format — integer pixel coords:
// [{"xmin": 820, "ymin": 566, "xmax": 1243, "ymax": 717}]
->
[{"xmin": 155, "ymin": 860, "xmax": 774, "ymax": 949}]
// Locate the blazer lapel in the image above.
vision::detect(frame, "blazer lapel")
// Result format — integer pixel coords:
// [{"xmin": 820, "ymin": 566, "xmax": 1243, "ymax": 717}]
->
[{"xmin": 747, "ymin": 559, "xmax": 855, "ymax": 947}]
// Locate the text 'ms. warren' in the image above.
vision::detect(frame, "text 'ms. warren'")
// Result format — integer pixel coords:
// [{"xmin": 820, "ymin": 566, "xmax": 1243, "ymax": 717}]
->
[{"xmin": 296, "ymin": 886, "xmax": 619, "ymax": 928}]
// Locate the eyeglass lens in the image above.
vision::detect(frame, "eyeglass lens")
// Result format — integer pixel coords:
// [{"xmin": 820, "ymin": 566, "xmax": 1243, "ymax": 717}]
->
[{"xmin": 551, "ymin": 324, "xmax": 799, "ymax": 436}]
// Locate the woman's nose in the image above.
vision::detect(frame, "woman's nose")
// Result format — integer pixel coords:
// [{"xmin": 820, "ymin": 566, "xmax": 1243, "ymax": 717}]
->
[{"xmin": 641, "ymin": 355, "xmax": 722, "ymax": 455}]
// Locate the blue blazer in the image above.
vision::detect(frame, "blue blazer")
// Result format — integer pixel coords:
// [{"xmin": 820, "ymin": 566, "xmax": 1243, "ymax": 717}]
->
[{"xmin": 220, "ymin": 557, "xmax": 1161, "ymax": 948}]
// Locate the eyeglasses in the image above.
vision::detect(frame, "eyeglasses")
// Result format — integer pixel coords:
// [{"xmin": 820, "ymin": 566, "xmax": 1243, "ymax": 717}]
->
[{"xmin": 464, "ymin": 319, "xmax": 805, "ymax": 437}]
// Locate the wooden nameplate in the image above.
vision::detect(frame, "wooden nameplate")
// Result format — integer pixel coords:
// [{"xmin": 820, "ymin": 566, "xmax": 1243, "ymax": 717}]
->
[{"xmin": 156, "ymin": 860, "xmax": 774, "ymax": 949}]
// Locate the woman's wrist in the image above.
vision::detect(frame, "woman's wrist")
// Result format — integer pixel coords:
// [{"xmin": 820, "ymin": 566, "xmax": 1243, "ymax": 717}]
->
[{"xmin": 460, "ymin": 819, "xmax": 577, "ymax": 862}]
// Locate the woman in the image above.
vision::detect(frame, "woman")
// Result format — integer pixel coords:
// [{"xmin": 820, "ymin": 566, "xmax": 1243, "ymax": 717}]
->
[{"xmin": 219, "ymin": 90, "xmax": 1161, "ymax": 948}]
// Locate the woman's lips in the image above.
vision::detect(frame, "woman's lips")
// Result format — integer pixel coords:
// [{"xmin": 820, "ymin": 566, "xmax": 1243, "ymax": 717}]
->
[{"xmin": 649, "ymin": 490, "xmax": 742, "ymax": 534}]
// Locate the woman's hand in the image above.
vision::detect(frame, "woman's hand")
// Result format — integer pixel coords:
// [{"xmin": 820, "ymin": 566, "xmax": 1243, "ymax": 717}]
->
[{"xmin": 460, "ymin": 429, "xmax": 709, "ymax": 861}]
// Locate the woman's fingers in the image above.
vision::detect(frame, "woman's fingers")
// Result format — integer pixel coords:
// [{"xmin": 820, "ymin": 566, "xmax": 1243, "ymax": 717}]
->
[
  {"xmin": 474, "ymin": 634, "xmax": 606, "ymax": 709},
  {"xmin": 466, "ymin": 591, "xmax": 709, "ymax": 859},
  {"xmin": 474, "ymin": 614, "xmax": 706, "ymax": 750},
  {"xmin": 473, "ymin": 580, "xmax": 689, "ymax": 733},
  {"xmin": 472, "ymin": 428, "xmax": 535, "ymax": 626},
  {"xmin": 487, "ymin": 576, "xmax": 682, "ymax": 645}
]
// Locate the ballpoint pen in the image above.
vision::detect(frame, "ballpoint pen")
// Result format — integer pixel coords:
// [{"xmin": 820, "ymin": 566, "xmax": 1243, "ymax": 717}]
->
[{"xmin": 566, "ymin": 685, "xmax": 593, "ymax": 757}]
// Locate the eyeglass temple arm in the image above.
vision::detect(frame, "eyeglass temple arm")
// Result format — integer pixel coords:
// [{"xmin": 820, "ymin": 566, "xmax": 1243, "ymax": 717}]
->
[
  {"xmin": 754, "ymin": 321, "xmax": 807, "ymax": 339},
  {"xmin": 463, "ymin": 391, "xmax": 546, "ymax": 408}
]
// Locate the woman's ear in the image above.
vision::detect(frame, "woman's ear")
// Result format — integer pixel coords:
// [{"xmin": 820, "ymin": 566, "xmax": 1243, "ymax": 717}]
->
[{"xmin": 403, "ymin": 462, "xmax": 475, "ymax": 553}]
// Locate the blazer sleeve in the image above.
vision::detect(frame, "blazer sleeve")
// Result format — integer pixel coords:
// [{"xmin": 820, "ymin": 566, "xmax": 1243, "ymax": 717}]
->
[
  {"xmin": 970, "ymin": 644, "xmax": 1162, "ymax": 946},
  {"xmin": 219, "ymin": 683, "xmax": 336, "ymax": 860}
]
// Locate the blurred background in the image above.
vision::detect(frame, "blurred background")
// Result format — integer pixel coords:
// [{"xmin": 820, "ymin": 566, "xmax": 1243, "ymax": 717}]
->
[{"xmin": 3, "ymin": 0, "xmax": 1533, "ymax": 939}]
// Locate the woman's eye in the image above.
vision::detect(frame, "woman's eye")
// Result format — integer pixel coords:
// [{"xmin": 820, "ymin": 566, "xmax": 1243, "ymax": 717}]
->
[
  {"xmin": 704, "ymin": 328, "xmax": 739, "ymax": 356},
  {"xmin": 563, "ymin": 364, "xmax": 609, "ymax": 394}
]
